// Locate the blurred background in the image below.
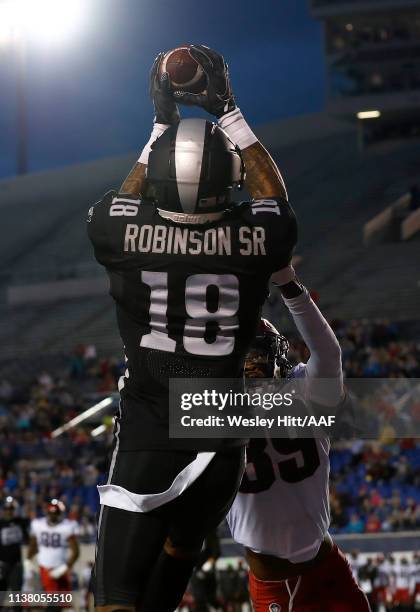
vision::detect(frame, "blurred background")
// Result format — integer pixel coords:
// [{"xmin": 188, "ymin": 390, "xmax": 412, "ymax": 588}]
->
[{"xmin": 0, "ymin": 0, "xmax": 420, "ymax": 610}]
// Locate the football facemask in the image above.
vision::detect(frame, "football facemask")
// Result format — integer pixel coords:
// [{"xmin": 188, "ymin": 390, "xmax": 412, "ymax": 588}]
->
[{"xmin": 245, "ymin": 319, "xmax": 292, "ymax": 380}]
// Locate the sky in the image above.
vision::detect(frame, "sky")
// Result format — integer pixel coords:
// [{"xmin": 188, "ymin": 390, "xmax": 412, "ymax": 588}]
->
[{"xmin": 0, "ymin": 0, "xmax": 326, "ymax": 179}]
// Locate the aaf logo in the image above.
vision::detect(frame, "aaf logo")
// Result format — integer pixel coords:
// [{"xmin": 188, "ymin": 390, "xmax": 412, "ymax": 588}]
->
[{"xmin": 269, "ymin": 604, "xmax": 281, "ymax": 612}]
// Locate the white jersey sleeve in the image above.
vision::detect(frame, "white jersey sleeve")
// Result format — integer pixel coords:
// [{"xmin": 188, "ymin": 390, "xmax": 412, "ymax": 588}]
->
[
  {"xmin": 30, "ymin": 518, "xmax": 77, "ymax": 569},
  {"xmin": 227, "ymin": 288, "xmax": 343, "ymax": 563},
  {"xmin": 282, "ymin": 288, "xmax": 343, "ymax": 406}
]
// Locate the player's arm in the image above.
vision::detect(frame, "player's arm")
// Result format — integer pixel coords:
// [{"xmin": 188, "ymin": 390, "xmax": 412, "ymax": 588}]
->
[
  {"xmin": 67, "ymin": 534, "xmax": 79, "ymax": 568},
  {"xmin": 241, "ymin": 141, "xmax": 287, "ymax": 200},
  {"xmin": 27, "ymin": 534, "xmax": 38, "ymax": 560},
  {"xmin": 120, "ymin": 162, "xmax": 147, "ymax": 196},
  {"xmin": 120, "ymin": 53, "xmax": 180, "ymax": 195},
  {"xmin": 174, "ymin": 45, "xmax": 287, "ymax": 200},
  {"xmin": 273, "ymin": 269, "xmax": 343, "ymax": 402}
]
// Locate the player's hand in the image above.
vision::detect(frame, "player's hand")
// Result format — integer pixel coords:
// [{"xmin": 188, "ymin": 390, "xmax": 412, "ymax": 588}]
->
[
  {"xmin": 174, "ymin": 45, "xmax": 236, "ymax": 118},
  {"xmin": 49, "ymin": 563, "xmax": 68, "ymax": 579},
  {"xmin": 150, "ymin": 52, "xmax": 180, "ymax": 125},
  {"xmin": 23, "ymin": 559, "xmax": 36, "ymax": 580}
]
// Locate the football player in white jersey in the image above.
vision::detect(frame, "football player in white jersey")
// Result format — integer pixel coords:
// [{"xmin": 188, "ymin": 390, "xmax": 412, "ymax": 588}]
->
[
  {"xmin": 391, "ymin": 557, "xmax": 414, "ymax": 608},
  {"xmin": 227, "ymin": 270, "xmax": 371, "ymax": 612},
  {"xmin": 27, "ymin": 500, "xmax": 79, "ymax": 595}
]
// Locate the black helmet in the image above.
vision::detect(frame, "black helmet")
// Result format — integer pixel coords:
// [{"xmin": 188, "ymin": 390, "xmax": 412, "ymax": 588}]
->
[
  {"xmin": 245, "ymin": 319, "xmax": 292, "ymax": 379},
  {"xmin": 2, "ymin": 496, "xmax": 19, "ymax": 516},
  {"xmin": 146, "ymin": 118, "xmax": 244, "ymax": 222}
]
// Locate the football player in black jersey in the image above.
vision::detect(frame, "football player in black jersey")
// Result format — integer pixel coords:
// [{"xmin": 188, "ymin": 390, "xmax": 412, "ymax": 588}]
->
[
  {"xmin": 0, "ymin": 497, "xmax": 28, "ymax": 601},
  {"xmin": 89, "ymin": 46, "xmax": 297, "ymax": 612}
]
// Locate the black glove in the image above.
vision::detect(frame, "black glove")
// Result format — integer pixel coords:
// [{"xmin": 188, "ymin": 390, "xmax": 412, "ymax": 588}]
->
[
  {"xmin": 149, "ymin": 52, "xmax": 180, "ymax": 125},
  {"xmin": 173, "ymin": 45, "xmax": 236, "ymax": 118}
]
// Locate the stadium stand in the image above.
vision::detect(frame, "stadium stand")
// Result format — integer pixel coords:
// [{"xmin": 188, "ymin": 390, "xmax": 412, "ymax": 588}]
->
[
  {"xmin": 1, "ymin": 112, "xmax": 419, "ymax": 610},
  {"xmin": 1, "ymin": 113, "xmax": 419, "ymax": 358},
  {"xmin": 1, "ymin": 318, "xmax": 418, "ymax": 536},
  {"xmin": 363, "ymin": 193, "xmax": 411, "ymax": 246}
]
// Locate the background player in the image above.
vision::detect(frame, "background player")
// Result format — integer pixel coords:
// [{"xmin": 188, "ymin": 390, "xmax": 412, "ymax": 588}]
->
[
  {"xmin": 27, "ymin": 499, "xmax": 79, "ymax": 595},
  {"xmin": 0, "ymin": 496, "xmax": 28, "ymax": 600},
  {"xmin": 227, "ymin": 272, "xmax": 371, "ymax": 612},
  {"xmin": 88, "ymin": 46, "xmax": 297, "ymax": 612}
]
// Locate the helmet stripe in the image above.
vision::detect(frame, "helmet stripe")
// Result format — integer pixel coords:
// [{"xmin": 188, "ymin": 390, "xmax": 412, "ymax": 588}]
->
[{"xmin": 175, "ymin": 118, "xmax": 206, "ymax": 214}]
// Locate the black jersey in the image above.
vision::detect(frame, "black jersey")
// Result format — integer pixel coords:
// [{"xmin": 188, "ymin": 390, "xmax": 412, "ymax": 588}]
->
[
  {"xmin": 88, "ymin": 192, "xmax": 297, "ymax": 451},
  {"xmin": 0, "ymin": 518, "xmax": 27, "ymax": 564}
]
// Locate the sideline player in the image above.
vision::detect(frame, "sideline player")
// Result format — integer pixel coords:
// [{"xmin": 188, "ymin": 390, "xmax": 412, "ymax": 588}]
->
[
  {"xmin": 0, "ymin": 497, "xmax": 28, "ymax": 599},
  {"xmin": 88, "ymin": 47, "xmax": 297, "ymax": 611},
  {"xmin": 227, "ymin": 277, "xmax": 371, "ymax": 611},
  {"xmin": 27, "ymin": 500, "xmax": 79, "ymax": 595}
]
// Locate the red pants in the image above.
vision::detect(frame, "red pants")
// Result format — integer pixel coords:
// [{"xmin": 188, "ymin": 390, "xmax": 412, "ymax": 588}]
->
[
  {"xmin": 249, "ymin": 543, "xmax": 371, "ymax": 612},
  {"xmin": 39, "ymin": 566, "xmax": 71, "ymax": 593},
  {"xmin": 371, "ymin": 586, "xmax": 387, "ymax": 605},
  {"xmin": 392, "ymin": 588, "xmax": 411, "ymax": 605}
]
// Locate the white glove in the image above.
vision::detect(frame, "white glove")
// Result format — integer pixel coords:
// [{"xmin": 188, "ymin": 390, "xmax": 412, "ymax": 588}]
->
[
  {"xmin": 23, "ymin": 559, "xmax": 36, "ymax": 580},
  {"xmin": 49, "ymin": 563, "xmax": 68, "ymax": 579}
]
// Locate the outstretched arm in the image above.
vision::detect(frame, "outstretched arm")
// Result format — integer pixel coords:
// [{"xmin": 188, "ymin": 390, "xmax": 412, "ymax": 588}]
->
[
  {"xmin": 120, "ymin": 53, "xmax": 180, "ymax": 195},
  {"xmin": 233, "ymin": 135, "xmax": 287, "ymax": 200},
  {"xmin": 120, "ymin": 161, "xmax": 148, "ymax": 195},
  {"xmin": 273, "ymin": 271, "xmax": 343, "ymax": 405}
]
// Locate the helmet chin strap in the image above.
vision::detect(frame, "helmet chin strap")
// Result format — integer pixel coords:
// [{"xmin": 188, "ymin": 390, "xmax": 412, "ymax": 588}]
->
[{"xmin": 157, "ymin": 209, "xmax": 225, "ymax": 224}]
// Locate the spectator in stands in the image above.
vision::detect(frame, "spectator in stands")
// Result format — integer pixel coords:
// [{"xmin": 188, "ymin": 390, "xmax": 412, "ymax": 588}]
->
[
  {"xmin": 365, "ymin": 513, "xmax": 382, "ymax": 533},
  {"xmin": 346, "ymin": 513, "xmax": 365, "ymax": 534}
]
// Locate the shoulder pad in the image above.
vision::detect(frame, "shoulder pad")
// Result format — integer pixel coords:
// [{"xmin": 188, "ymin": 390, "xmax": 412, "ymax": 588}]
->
[
  {"xmin": 100, "ymin": 190, "xmax": 117, "ymax": 204},
  {"xmin": 239, "ymin": 198, "xmax": 285, "ymax": 225},
  {"xmin": 112, "ymin": 192, "xmax": 141, "ymax": 205},
  {"xmin": 111, "ymin": 194, "xmax": 155, "ymax": 214}
]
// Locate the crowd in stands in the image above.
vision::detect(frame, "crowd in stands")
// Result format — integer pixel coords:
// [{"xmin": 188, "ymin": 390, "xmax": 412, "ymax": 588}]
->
[
  {"xmin": 330, "ymin": 439, "xmax": 420, "ymax": 535},
  {"xmin": 289, "ymin": 318, "xmax": 420, "ymax": 378},
  {"xmin": 327, "ymin": 19, "xmax": 420, "ymax": 98},
  {"xmin": 0, "ymin": 319, "xmax": 419, "ymax": 542},
  {"xmin": 289, "ymin": 318, "xmax": 420, "ymax": 535},
  {"xmin": 0, "ymin": 344, "xmax": 125, "ymax": 537}
]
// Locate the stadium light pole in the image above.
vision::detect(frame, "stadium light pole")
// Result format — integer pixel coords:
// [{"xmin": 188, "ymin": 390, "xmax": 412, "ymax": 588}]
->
[{"xmin": 0, "ymin": 0, "xmax": 84, "ymax": 175}]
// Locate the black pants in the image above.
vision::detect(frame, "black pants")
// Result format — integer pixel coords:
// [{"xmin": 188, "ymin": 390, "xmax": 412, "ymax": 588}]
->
[
  {"xmin": 0, "ymin": 561, "xmax": 23, "ymax": 608},
  {"xmin": 94, "ymin": 447, "xmax": 245, "ymax": 606}
]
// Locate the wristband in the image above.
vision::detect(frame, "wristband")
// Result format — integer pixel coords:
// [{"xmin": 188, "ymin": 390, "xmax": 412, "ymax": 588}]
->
[
  {"xmin": 138, "ymin": 123, "xmax": 170, "ymax": 165},
  {"xmin": 49, "ymin": 563, "xmax": 68, "ymax": 579},
  {"xmin": 271, "ymin": 266, "xmax": 296, "ymax": 287},
  {"xmin": 218, "ymin": 108, "xmax": 258, "ymax": 150}
]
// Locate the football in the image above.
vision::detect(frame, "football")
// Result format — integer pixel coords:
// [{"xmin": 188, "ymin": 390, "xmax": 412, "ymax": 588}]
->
[{"xmin": 160, "ymin": 45, "xmax": 207, "ymax": 94}]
